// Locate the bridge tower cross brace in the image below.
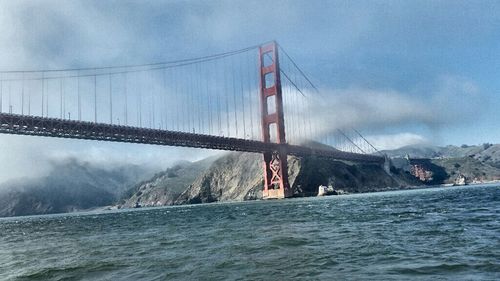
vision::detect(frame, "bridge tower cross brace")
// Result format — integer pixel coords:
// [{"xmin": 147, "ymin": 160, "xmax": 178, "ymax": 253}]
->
[{"xmin": 259, "ymin": 41, "xmax": 292, "ymax": 199}]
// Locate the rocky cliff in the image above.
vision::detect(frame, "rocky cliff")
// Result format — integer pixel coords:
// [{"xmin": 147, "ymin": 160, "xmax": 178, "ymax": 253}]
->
[
  {"xmin": 5, "ymin": 144, "xmax": 499, "ymax": 217},
  {"xmin": 121, "ymin": 152, "xmax": 420, "ymax": 207},
  {"xmin": 120, "ymin": 157, "xmax": 215, "ymax": 208},
  {"xmin": 127, "ymin": 145, "xmax": 500, "ymax": 207},
  {"xmin": 387, "ymin": 144, "xmax": 500, "ymax": 185},
  {"xmin": 381, "ymin": 143, "xmax": 500, "ymax": 168},
  {"xmin": 174, "ymin": 153, "xmax": 263, "ymax": 204}
]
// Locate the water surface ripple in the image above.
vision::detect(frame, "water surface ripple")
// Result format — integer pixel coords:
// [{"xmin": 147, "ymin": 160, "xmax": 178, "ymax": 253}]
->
[{"xmin": 1, "ymin": 185, "xmax": 499, "ymax": 280}]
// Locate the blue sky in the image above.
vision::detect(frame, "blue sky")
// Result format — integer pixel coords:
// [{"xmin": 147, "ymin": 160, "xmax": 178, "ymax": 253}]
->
[{"xmin": 0, "ymin": 0, "xmax": 499, "ymax": 182}]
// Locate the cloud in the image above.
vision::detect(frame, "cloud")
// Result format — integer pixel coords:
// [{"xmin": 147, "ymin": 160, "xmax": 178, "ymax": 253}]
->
[
  {"xmin": 0, "ymin": 1, "xmax": 496, "ymax": 185},
  {"xmin": 364, "ymin": 133, "xmax": 428, "ymax": 151},
  {"xmin": 282, "ymin": 75, "xmax": 486, "ymax": 140},
  {"xmin": 0, "ymin": 134, "xmax": 220, "ymax": 185}
]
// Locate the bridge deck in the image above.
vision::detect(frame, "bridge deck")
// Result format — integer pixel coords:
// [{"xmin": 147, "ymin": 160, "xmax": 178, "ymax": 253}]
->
[{"xmin": 0, "ymin": 113, "xmax": 384, "ymax": 164}]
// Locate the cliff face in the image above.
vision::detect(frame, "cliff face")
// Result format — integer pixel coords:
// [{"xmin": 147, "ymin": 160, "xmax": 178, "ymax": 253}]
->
[
  {"xmin": 120, "ymin": 158, "xmax": 214, "ymax": 208},
  {"xmin": 174, "ymin": 153, "xmax": 263, "ymax": 204},
  {"xmin": 4, "ymin": 144, "xmax": 498, "ymax": 217},
  {"xmin": 383, "ymin": 144, "xmax": 500, "ymax": 185},
  {"xmin": 289, "ymin": 156, "xmax": 418, "ymax": 195},
  {"xmin": 118, "ymin": 146, "xmax": 500, "ymax": 208},
  {"xmin": 430, "ymin": 157, "xmax": 500, "ymax": 184},
  {"xmin": 381, "ymin": 143, "xmax": 500, "ymax": 169},
  {"xmin": 172, "ymin": 152, "xmax": 420, "ymax": 205}
]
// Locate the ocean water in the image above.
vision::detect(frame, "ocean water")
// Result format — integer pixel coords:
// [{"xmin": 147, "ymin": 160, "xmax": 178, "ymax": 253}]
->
[{"xmin": 0, "ymin": 184, "xmax": 499, "ymax": 280}]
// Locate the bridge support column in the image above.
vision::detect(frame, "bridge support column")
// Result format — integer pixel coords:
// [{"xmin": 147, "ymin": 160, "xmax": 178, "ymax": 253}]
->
[{"xmin": 259, "ymin": 41, "xmax": 292, "ymax": 199}]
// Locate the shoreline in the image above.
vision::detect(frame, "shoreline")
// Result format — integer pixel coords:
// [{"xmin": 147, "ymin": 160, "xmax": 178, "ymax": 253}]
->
[{"xmin": 2, "ymin": 182, "xmax": 499, "ymax": 220}]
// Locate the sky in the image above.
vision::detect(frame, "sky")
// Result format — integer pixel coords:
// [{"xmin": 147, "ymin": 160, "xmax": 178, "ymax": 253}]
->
[{"xmin": 0, "ymin": 0, "xmax": 499, "ymax": 183}]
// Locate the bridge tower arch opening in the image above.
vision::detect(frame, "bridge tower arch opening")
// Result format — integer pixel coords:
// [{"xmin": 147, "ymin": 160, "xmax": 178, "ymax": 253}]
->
[{"xmin": 258, "ymin": 41, "xmax": 292, "ymax": 199}]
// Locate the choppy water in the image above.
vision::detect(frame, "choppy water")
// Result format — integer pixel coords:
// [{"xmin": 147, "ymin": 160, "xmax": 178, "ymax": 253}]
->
[{"xmin": 0, "ymin": 184, "xmax": 499, "ymax": 280}]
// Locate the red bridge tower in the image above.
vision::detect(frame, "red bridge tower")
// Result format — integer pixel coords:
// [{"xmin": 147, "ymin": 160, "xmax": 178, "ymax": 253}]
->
[{"xmin": 259, "ymin": 41, "xmax": 292, "ymax": 199}]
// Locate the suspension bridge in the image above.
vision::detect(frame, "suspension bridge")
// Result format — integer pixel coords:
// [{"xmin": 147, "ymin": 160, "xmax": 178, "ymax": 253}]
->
[{"xmin": 0, "ymin": 41, "xmax": 385, "ymax": 199}]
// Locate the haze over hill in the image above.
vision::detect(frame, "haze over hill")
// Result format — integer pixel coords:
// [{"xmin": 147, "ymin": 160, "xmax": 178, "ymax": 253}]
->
[
  {"xmin": 0, "ymin": 159, "xmax": 153, "ymax": 217},
  {"xmin": 381, "ymin": 143, "xmax": 500, "ymax": 168},
  {"xmin": 1, "ymin": 143, "xmax": 499, "ymax": 218},
  {"xmin": 125, "ymin": 143, "xmax": 500, "ymax": 208}
]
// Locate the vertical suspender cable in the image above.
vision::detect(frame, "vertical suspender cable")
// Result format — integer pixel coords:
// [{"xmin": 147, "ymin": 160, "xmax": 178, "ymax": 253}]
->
[
  {"xmin": 137, "ymin": 73, "xmax": 140, "ymax": 127},
  {"xmin": 8, "ymin": 82, "xmax": 11, "ymax": 113},
  {"xmin": 174, "ymin": 67, "xmax": 179, "ymax": 131},
  {"xmin": 21, "ymin": 73, "xmax": 25, "ymax": 115},
  {"xmin": 206, "ymin": 60, "xmax": 212, "ymax": 135},
  {"xmin": 186, "ymin": 65, "xmax": 190, "ymax": 132},
  {"xmin": 201, "ymin": 63, "xmax": 205, "ymax": 134},
  {"xmin": 0, "ymin": 78, "xmax": 2, "ymax": 113},
  {"xmin": 160, "ymin": 71, "xmax": 164, "ymax": 130},
  {"xmin": 180, "ymin": 65, "xmax": 185, "ymax": 132},
  {"xmin": 41, "ymin": 73, "xmax": 44, "ymax": 117},
  {"xmin": 245, "ymin": 51, "xmax": 254, "ymax": 139},
  {"xmin": 184, "ymin": 66, "xmax": 189, "ymax": 132},
  {"xmin": 223, "ymin": 57, "xmax": 230, "ymax": 136},
  {"xmin": 185, "ymin": 65, "xmax": 189, "ymax": 132},
  {"xmin": 46, "ymin": 79, "xmax": 49, "ymax": 117},
  {"xmin": 303, "ymin": 78, "xmax": 313, "ymax": 140},
  {"xmin": 158, "ymin": 71, "xmax": 162, "ymax": 130},
  {"xmin": 149, "ymin": 72, "xmax": 152, "ymax": 128},
  {"xmin": 255, "ymin": 53, "xmax": 261, "ymax": 140},
  {"xmin": 196, "ymin": 63, "xmax": 202, "ymax": 134},
  {"xmin": 139, "ymin": 73, "xmax": 143, "ymax": 127},
  {"xmin": 285, "ymin": 77, "xmax": 291, "ymax": 141},
  {"xmin": 162, "ymin": 69, "xmax": 167, "ymax": 130},
  {"xmin": 188, "ymin": 65, "xmax": 194, "ymax": 133},
  {"xmin": 290, "ymin": 61, "xmax": 305, "ymax": 141},
  {"xmin": 292, "ymin": 86, "xmax": 297, "ymax": 143},
  {"xmin": 59, "ymin": 78, "xmax": 63, "ymax": 118},
  {"xmin": 148, "ymin": 72, "xmax": 156, "ymax": 128},
  {"xmin": 283, "ymin": 58, "xmax": 293, "ymax": 143},
  {"xmin": 124, "ymin": 72, "xmax": 128, "ymax": 125},
  {"xmin": 62, "ymin": 78, "xmax": 65, "ymax": 119},
  {"xmin": 147, "ymin": 72, "xmax": 151, "ymax": 128},
  {"xmin": 216, "ymin": 59, "xmax": 222, "ymax": 136},
  {"xmin": 0, "ymin": 76, "xmax": 2, "ymax": 113},
  {"xmin": 94, "ymin": 75, "xmax": 97, "ymax": 123},
  {"xmin": 300, "ymin": 92, "xmax": 306, "ymax": 141},
  {"xmin": 109, "ymin": 74, "xmax": 112, "ymax": 124},
  {"xmin": 183, "ymin": 66, "xmax": 188, "ymax": 132},
  {"xmin": 77, "ymin": 73, "xmax": 81, "ymax": 121},
  {"xmin": 148, "ymin": 72, "xmax": 152, "ymax": 128},
  {"xmin": 194, "ymin": 64, "xmax": 199, "ymax": 133},
  {"xmin": 239, "ymin": 52, "xmax": 246, "ymax": 139},
  {"xmin": 231, "ymin": 55, "xmax": 238, "ymax": 137},
  {"xmin": 28, "ymin": 79, "xmax": 31, "ymax": 115},
  {"xmin": 196, "ymin": 63, "xmax": 201, "ymax": 133},
  {"xmin": 286, "ymin": 58, "xmax": 293, "ymax": 142}
]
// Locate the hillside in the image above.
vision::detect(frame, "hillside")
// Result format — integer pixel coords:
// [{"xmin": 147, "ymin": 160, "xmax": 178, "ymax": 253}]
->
[
  {"xmin": 430, "ymin": 157, "xmax": 500, "ymax": 184},
  {"xmin": 131, "ymin": 142, "xmax": 420, "ymax": 206},
  {"xmin": 123, "ymin": 152, "xmax": 420, "ymax": 207},
  {"xmin": 0, "ymin": 159, "xmax": 152, "ymax": 217},
  {"xmin": 123, "ymin": 144, "xmax": 500, "ymax": 208},
  {"xmin": 385, "ymin": 144, "xmax": 500, "ymax": 184},
  {"xmin": 120, "ymin": 157, "xmax": 215, "ymax": 208},
  {"xmin": 381, "ymin": 143, "xmax": 500, "ymax": 167},
  {"xmin": 3, "ymin": 143, "xmax": 499, "ymax": 217}
]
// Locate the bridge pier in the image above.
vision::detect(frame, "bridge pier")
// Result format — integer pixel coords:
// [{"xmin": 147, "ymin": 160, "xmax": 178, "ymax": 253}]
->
[
  {"xmin": 262, "ymin": 150, "xmax": 292, "ymax": 198},
  {"xmin": 259, "ymin": 41, "xmax": 292, "ymax": 199}
]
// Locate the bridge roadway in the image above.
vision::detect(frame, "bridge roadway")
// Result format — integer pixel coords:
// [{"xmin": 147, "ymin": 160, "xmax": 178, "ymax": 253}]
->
[{"xmin": 0, "ymin": 113, "xmax": 384, "ymax": 164}]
